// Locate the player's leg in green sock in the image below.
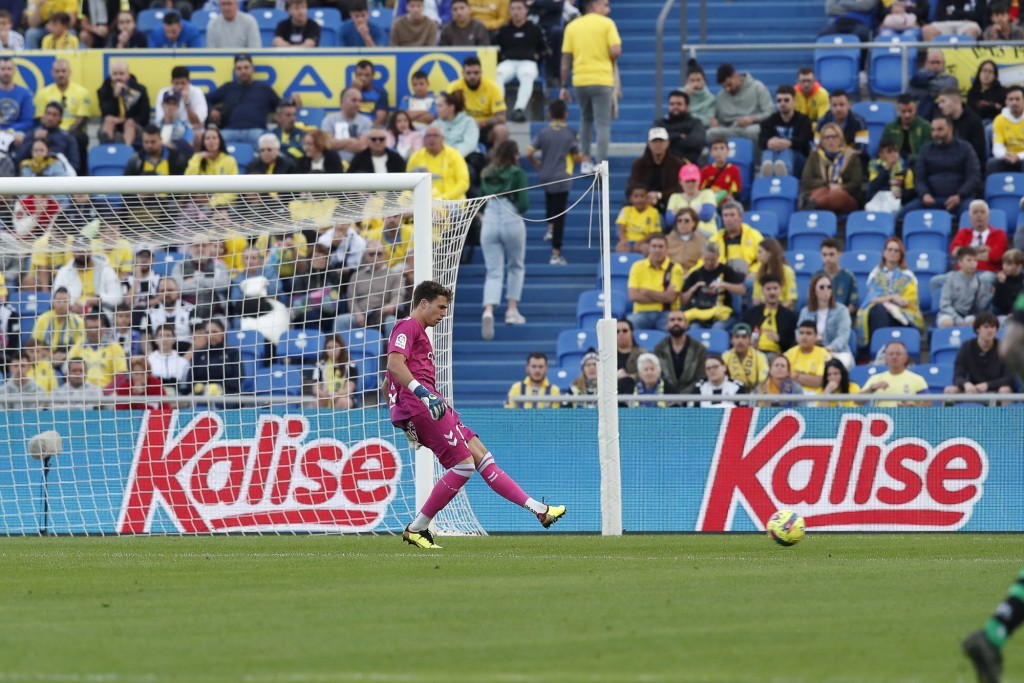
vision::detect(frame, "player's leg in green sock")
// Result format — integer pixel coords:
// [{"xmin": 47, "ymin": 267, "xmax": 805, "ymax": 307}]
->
[{"xmin": 985, "ymin": 568, "xmax": 1024, "ymax": 650}]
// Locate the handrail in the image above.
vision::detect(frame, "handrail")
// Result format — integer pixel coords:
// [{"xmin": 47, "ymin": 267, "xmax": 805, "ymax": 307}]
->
[
  {"xmin": 512, "ymin": 392, "xmax": 1024, "ymax": 405},
  {"xmin": 653, "ymin": 0, "xmax": 681, "ymax": 121}
]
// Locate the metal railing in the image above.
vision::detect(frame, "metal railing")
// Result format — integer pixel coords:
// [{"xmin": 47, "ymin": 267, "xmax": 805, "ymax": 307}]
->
[{"xmin": 512, "ymin": 392, "xmax": 1024, "ymax": 406}]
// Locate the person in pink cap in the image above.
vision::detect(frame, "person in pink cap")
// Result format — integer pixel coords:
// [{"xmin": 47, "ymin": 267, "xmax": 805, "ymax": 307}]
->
[{"xmin": 667, "ymin": 163, "xmax": 719, "ymax": 237}]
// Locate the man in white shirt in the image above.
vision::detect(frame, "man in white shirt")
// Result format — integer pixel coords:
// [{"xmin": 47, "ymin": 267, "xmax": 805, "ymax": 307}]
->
[{"xmin": 319, "ymin": 87, "xmax": 373, "ymax": 163}]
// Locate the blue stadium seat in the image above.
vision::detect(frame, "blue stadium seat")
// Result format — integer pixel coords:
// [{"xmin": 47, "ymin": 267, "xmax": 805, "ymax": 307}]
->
[
  {"xmin": 227, "ymin": 143, "xmax": 255, "ymax": 169},
  {"xmin": 786, "ymin": 249, "xmax": 823, "ymax": 275},
  {"xmin": 931, "ymin": 326, "xmax": 975, "ymax": 365},
  {"xmin": 869, "ymin": 37, "xmax": 916, "ymax": 97},
  {"xmin": 557, "ymin": 328, "xmax": 597, "ymax": 370},
  {"xmin": 227, "ymin": 329, "xmax": 269, "ymax": 359},
  {"xmin": 138, "ymin": 8, "xmax": 168, "ymax": 32},
  {"xmin": 253, "ymin": 364, "xmax": 305, "ymax": 396},
  {"xmin": 902, "ymin": 209, "xmax": 952, "ymax": 252},
  {"xmin": 352, "ymin": 356, "xmax": 380, "ymax": 393},
  {"xmin": 688, "ymin": 328, "xmax": 729, "ymax": 354},
  {"xmin": 277, "ymin": 328, "xmax": 323, "ymax": 364},
  {"xmin": 750, "ymin": 177, "xmax": 799, "ymax": 230},
  {"xmin": 985, "ymin": 174, "xmax": 1024, "ymax": 228},
  {"xmin": 849, "ymin": 363, "xmax": 883, "ymax": 387},
  {"xmin": 840, "ymin": 249, "xmax": 876, "ymax": 275},
  {"xmin": 960, "ymin": 207, "xmax": 1007, "ymax": 231},
  {"xmin": 788, "ymin": 210, "xmax": 837, "ymax": 252},
  {"xmin": 852, "ymin": 101, "xmax": 897, "ymax": 158},
  {"xmin": 192, "ymin": 8, "xmax": 218, "ymax": 44},
  {"xmin": 915, "ymin": 363, "xmax": 954, "ymax": 393},
  {"xmin": 598, "ymin": 252, "xmax": 643, "ymax": 288},
  {"xmin": 870, "ymin": 326, "xmax": 921, "ymax": 361},
  {"xmin": 634, "ymin": 329, "xmax": 666, "ymax": 350},
  {"xmin": 11, "ymin": 290, "xmax": 50, "ymax": 317},
  {"xmin": 795, "ymin": 270, "xmax": 813, "ymax": 309},
  {"xmin": 151, "ymin": 249, "xmax": 184, "ymax": 278},
  {"xmin": 727, "ymin": 137, "xmax": 754, "ymax": 203},
  {"xmin": 746, "ymin": 211, "xmax": 780, "ymax": 239},
  {"xmin": 296, "ymin": 107, "xmax": 327, "ymax": 127},
  {"xmin": 932, "ymin": 34, "xmax": 975, "ymax": 44},
  {"xmin": 310, "ymin": 7, "xmax": 342, "ymax": 46},
  {"xmin": 577, "ymin": 289, "xmax": 628, "ymax": 332},
  {"xmin": 340, "ymin": 328, "xmax": 382, "ymax": 360},
  {"xmin": 814, "ymin": 34, "xmax": 861, "ymax": 94},
  {"xmin": 88, "ymin": 144, "xmax": 134, "ymax": 176},
  {"xmin": 369, "ymin": 7, "xmax": 393, "ymax": 27},
  {"xmin": 547, "ymin": 367, "xmax": 575, "ymax": 392},
  {"xmin": 845, "ymin": 210, "xmax": 895, "ymax": 252},
  {"xmin": 251, "ymin": 8, "xmax": 287, "ymax": 47},
  {"xmin": 907, "ymin": 249, "xmax": 949, "ymax": 312}
]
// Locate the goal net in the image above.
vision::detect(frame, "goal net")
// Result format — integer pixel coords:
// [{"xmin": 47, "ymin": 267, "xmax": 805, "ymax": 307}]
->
[{"xmin": 0, "ymin": 173, "xmax": 487, "ymax": 537}]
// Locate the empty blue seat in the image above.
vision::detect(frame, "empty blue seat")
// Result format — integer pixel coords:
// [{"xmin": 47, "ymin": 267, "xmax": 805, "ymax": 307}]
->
[
  {"xmin": 352, "ymin": 356, "xmax": 380, "ymax": 393},
  {"xmin": 907, "ymin": 249, "xmax": 948, "ymax": 312},
  {"xmin": 931, "ymin": 326, "xmax": 974, "ymax": 365},
  {"xmin": 984, "ymin": 174, "xmax": 1024, "ymax": 228},
  {"xmin": 296, "ymin": 107, "xmax": 327, "ymax": 127},
  {"xmin": 852, "ymin": 101, "xmax": 897, "ymax": 158},
  {"xmin": 915, "ymin": 363, "xmax": 954, "ymax": 392},
  {"xmin": 253, "ymin": 364, "xmax": 305, "ymax": 396},
  {"xmin": 751, "ymin": 177, "xmax": 799, "ymax": 230},
  {"xmin": 11, "ymin": 290, "xmax": 50, "ymax": 317},
  {"xmin": 815, "ymin": 34, "xmax": 861, "ymax": 94},
  {"xmin": 138, "ymin": 8, "xmax": 168, "ymax": 32},
  {"xmin": 870, "ymin": 326, "xmax": 921, "ymax": 361},
  {"xmin": 598, "ymin": 252, "xmax": 643, "ymax": 288},
  {"xmin": 845, "ymin": 210, "xmax": 895, "ymax": 252},
  {"xmin": 869, "ymin": 37, "xmax": 916, "ymax": 97},
  {"xmin": 151, "ymin": 249, "xmax": 184, "ymax": 278},
  {"xmin": 849, "ymin": 363, "xmax": 883, "ymax": 387},
  {"xmin": 634, "ymin": 329, "xmax": 667, "ymax": 350},
  {"xmin": 227, "ymin": 143, "xmax": 254, "ymax": 168},
  {"xmin": 88, "ymin": 144, "xmax": 134, "ymax": 176},
  {"xmin": 795, "ymin": 270, "xmax": 813, "ymax": 308},
  {"xmin": 727, "ymin": 137, "xmax": 754, "ymax": 203},
  {"xmin": 547, "ymin": 367, "xmax": 575, "ymax": 391},
  {"xmin": 251, "ymin": 8, "xmax": 287, "ymax": 47},
  {"xmin": 557, "ymin": 328, "xmax": 598, "ymax": 369},
  {"xmin": 788, "ymin": 210, "xmax": 837, "ymax": 251},
  {"xmin": 840, "ymin": 249, "xmax": 877, "ymax": 275},
  {"xmin": 310, "ymin": 7, "xmax": 342, "ymax": 46},
  {"xmin": 577, "ymin": 289, "xmax": 628, "ymax": 331},
  {"xmin": 787, "ymin": 249, "xmax": 824, "ymax": 275},
  {"xmin": 960, "ymin": 207, "xmax": 1007, "ymax": 231},
  {"xmin": 746, "ymin": 211, "xmax": 780, "ymax": 239},
  {"xmin": 277, "ymin": 329, "xmax": 323, "ymax": 364},
  {"xmin": 688, "ymin": 328, "xmax": 729, "ymax": 354},
  {"xmin": 340, "ymin": 328, "xmax": 382, "ymax": 360},
  {"xmin": 902, "ymin": 209, "xmax": 952, "ymax": 252}
]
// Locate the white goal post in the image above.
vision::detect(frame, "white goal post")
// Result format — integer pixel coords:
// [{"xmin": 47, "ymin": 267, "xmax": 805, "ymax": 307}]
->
[{"xmin": 0, "ymin": 171, "xmax": 487, "ymax": 536}]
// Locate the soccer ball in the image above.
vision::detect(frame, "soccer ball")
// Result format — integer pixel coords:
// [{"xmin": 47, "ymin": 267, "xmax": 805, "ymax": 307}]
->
[{"xmin": 766, "ymin": 510, "xmax": 805, "ymax": 547}]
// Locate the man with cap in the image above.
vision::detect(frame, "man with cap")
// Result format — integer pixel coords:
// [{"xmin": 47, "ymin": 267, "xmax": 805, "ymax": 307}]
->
[
  {"xmin": 653, "ymin": 309, "xmax": 708, "ymax": 395},
  {"xmin": 52, "ymin": 236, "xmax": 123, "ymax": 315},
  {"xmin": 625, "ymin": 126, "xmax": 684, "ymax": 216},
  {"xmin": 654, "ymin": 89, "xmax": 706, "ymax": 164},
  {"xmin": 208, "ymin": 54, "xmax": 296, "ymax": 149},
  {"xmin": 722, "ymin": 321, "xmax": 769, "ymax": 392},
  {"xmin": 156, "ymin": 91, "xmax": 194, "ymax": 155}
]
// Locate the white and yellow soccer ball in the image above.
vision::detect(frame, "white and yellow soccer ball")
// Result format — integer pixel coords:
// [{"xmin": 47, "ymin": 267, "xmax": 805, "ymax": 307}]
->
[{"xmin": 766, "ymin": 510, "xmax": 805, "ymax": 547}]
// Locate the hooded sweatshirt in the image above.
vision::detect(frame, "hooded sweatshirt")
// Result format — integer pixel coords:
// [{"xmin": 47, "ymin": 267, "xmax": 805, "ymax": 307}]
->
[
  {"xmin": 993, "ymin": 105, "xmax": 1024, "ymax": 157},
  {"xmin": 713, "ymin": 72, "xmax": 774, "ymax": 128},
  {"xmin": 687, "ymin": 86, "xmax": 716, "ymax": 127}
]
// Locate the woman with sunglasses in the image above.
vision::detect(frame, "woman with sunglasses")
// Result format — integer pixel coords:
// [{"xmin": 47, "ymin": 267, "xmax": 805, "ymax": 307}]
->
[{"xmin": 798, "ymin": 273, "xmax": 854, "ymax": 368}]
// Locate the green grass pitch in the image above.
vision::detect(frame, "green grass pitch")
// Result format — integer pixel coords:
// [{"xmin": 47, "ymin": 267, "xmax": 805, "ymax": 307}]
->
[{"xmin": 1, "ymin": 533, "xmax": 1021, "ymax": 682}]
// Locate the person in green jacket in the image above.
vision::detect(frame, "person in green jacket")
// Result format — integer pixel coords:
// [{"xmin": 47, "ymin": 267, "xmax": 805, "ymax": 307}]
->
[
  {"xmin": 479, "ymin": 139, "xmax": 530, "ymax": 339},
  {"xmin": 879, "ymin": 94, "xmax": 931, "ymax": 167}
]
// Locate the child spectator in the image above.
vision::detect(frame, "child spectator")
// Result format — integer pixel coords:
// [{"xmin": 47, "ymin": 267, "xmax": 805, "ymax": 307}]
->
[
  {"xmin": 700, "ymin": 138, "xmax": 741, "ymax": 205},
  {"xmin": 527, "ymin": 99, "xmax": 580, "ymax": 265},
  {"xmin": 158, "ymin": 92, "xmax": 194, "ymax": 155},
  {"xmin": 785, "ymin": 320, "xmax": 832, "ymax": 394},
  {"xmin": 616, "ymin": 183, "xmax": 661, "ymax": 254},
  {"xmin": 938, "ymin": 246, "xmax": 992, "ymax": 328},
  {"xmin": 386, "ymin": 110, "xmax": 423, "ymax": 160},
  {"xmin": 399, "ymin": 72, "xmax": 437, "ymax": 129},
  {"xmin": 41, "ymin": 12, "xmax": 78, "ymax": 50},
  {"xmin": 867, "ymin": 139, "xmax": 906, "ymax": 210},
  {"xmin": 667, "ymin": 163, "xmax": 719, "ymax": 237},
  {"xmin": 993, "ymin": 248, "xmax": 1024, "ymax": 318},
  {"xmin": 684, "ymin": 59, "xmax": 715, "ymax": 127},
  {"xmin": 983, "ymin": 2, "xmax": 1024, "ymax": 39}
]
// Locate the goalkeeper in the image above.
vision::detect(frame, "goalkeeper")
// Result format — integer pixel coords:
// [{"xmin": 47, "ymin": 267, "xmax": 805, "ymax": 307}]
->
[
  {"xmin": 386, "ymin": 280, "xmax": 566, "ymax": 549},
  {"xmin": 962, "ymin": 293, "xmax": 1024, "ymax": 683}
]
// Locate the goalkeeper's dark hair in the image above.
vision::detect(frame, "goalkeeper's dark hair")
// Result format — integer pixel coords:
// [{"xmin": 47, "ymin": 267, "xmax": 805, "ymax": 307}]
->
[{"xmin": 413, "ymin": 280, "xmax": 453, "ymax": 306}]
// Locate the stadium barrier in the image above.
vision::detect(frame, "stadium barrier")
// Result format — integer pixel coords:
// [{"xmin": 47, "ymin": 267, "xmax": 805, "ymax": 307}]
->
[
  {"xmin": 10, "ymin": 47, "xmax": 498, "ymax": 114},
  {"xmin": 1, "ymin": 404, "xmax": 1020, "ymax": 535}
]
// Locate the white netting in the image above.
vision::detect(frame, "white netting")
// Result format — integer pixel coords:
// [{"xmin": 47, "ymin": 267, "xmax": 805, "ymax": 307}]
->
[{"xmin": 0, "ymin": 174, "xmax": 487, "ymax": 536}]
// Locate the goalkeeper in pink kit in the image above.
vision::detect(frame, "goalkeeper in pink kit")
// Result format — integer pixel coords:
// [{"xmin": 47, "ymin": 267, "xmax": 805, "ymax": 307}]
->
[{"xmin": 387, "ymin": 280, "xmax": 566, "ymax": 549}]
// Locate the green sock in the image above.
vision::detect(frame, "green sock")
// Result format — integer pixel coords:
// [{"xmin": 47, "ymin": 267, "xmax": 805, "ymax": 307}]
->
[{"xmin": 984, "ymin": 568, "xmax": 1024, "ymax": 651}]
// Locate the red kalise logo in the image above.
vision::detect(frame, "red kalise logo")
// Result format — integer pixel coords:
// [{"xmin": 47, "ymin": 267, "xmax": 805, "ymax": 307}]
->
[
  {"xmin": 697, "ymin": 409, "xmax": 988, "ymax": 532},
  {"xmin": 117, "ymin": 410, "xmax": 402, "ymax": 533}
]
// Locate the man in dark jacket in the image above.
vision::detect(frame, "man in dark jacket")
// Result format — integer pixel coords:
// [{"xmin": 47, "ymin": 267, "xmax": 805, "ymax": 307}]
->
[
  {"xmin": 16, "ymin": 101, "xmax": 80, "ymax": 173},
  {"xmin": 655, "ymin": 89, "xmax": 706, "ymax": 164},
  {"xmin": 653, "ymin": 310, "xmax": 708, "ymax": 395},
  {"xmin": 758, "ymin": 84, "xmax": 813, "ymax": 178},
  {"xmin": 743, "ymin": 276, "xmax": 798, "ymax": 356},
  {"xmin": 184, "ymin": 319, "xmax": 242, "ymax": 396},
  {"xmin": 347, "ymin": 127, "xmax": 406, "ymax": 174},
  {"xmin": 944, "ymin": 313, "xmax": 1014, "ymax": 395},
  {"xmin": 125, "ymin": 125, "xmax": 187, "ymax": 176},
  {"xmin": 902, "ymin": 115, "xmax": 981, "ymax": 217},
  {"xmin": 97, "ymin": 59, "xmax": 150, "ymax": 148},
  {"xmin": 245, "ymin": 134, "xmax": 296, "ymax": 174},
  {"xmin": 937, "ymin": 86, "xmax": 988, "ymax": 170},
  {"xmin": 907, "ymin": 49, "xmax": 958, "ymax": 120},
  {"xmin": 626, "ymin": 127, "xmax": 684, "ymax": 216}
]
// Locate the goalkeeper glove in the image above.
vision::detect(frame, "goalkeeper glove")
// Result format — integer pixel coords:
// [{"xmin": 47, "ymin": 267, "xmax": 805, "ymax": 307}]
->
[{"xmin": 411, "ymin": 382, "xmax": 446, "ymax": 421}]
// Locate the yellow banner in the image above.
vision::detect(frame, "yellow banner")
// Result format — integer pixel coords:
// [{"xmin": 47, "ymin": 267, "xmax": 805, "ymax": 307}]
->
[
  {"xmin": 11, "ymin": 48, "xmax": 498, "ymax": 116},
  {"xmin": 945, "ymin": 46, "xmax": 1024, "ymax": 93}
]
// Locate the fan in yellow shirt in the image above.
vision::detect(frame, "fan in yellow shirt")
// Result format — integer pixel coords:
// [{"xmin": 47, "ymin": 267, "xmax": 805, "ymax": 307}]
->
[
  {"xmin": 447, "ymin": 56, "xmax": 507, "ymax": 144},
  {"xmin": 861, "ymin": 341, "xmax": 928, "ymax": 407},
  {"xmin": 785, "ymin": 322, "xmax": 833, "ymax": 394},
  {"xmin": 363, "ymin": 215, "xmax": 414, "ymax": 270},
  {"xmin": 616, "ymin": 185, "xmax": 662, "ymax": 254},
  {"xmin": 67, "ymin": 313, "xmax": 127, "ymax": 390}
]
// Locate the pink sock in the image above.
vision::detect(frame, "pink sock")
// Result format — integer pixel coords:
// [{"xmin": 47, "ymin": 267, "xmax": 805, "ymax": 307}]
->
[
  {"xmin": 477, "ymin": 453, "xmax": 529, "ymax": 507},
  {"xmin": 419, "ymin": 465, "xmax": 473, "ymax": 520}
]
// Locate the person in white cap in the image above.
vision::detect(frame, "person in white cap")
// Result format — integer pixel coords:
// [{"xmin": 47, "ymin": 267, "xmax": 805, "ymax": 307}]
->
[{"xmin": 625, "ymin": 126, "xmax": 683, "ymax": 216}]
